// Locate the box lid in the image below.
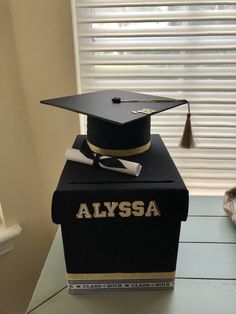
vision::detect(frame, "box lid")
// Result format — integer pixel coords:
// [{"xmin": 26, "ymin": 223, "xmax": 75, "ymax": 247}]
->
[{"xmin": 52, "ymin": 134, "xmax": 189, "ymax": 223}]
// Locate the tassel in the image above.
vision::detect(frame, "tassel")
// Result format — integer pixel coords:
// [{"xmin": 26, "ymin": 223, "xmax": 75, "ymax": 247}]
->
[{"xmin": 180, "ymin": 102, "xmax": 195, "ymax": 149}]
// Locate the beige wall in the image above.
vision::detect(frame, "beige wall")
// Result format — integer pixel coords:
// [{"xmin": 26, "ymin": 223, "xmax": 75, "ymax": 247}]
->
[{"xmin": 0, "ymin": 1, "xmax": 77, "ymax": 313}]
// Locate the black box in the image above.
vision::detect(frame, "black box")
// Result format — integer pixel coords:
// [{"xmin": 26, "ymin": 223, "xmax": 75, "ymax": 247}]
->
[{"xmin": 52, "ymin": 134, "xmax": 188, "ymax": 293}]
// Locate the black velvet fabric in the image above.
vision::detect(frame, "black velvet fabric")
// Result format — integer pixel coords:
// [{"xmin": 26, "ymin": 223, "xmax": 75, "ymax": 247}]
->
[
  {"xmin": 87, "ymin": 115, "xmax": 150, "ymax": 150},
  {"xmin": 61, "ymin": 219, "xmax": 181, "ymax": 274},
  {"xmin": 52, "ymin": 134, "xmax": 188, "ymax": 275},
  {"xmin": 52, "ymin": 135, "xmax": 188, "ymax": 223}
]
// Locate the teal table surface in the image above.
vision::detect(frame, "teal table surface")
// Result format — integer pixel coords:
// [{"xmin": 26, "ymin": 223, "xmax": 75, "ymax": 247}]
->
[{"xmin": 27, "ymin": 196, "xmax": 236, "ymax": 314}]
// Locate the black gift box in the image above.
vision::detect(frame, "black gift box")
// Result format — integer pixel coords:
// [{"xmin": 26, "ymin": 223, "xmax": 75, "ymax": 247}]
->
[{"xmin": 52, "ymin": 134, "xmax": 188, "ymax": 293}]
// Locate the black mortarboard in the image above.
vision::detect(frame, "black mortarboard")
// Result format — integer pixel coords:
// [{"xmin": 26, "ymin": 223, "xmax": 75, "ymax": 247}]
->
[{"xmin": 41, "ymin": 90, "xmax": 193, "ymax": 156}]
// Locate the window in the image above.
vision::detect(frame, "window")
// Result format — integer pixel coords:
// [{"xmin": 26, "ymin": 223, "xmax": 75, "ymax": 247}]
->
[
  {"xmin": 0, "ymin": 202, "xmax": 22, "ymax": 255},
  {"xmin": 71, "ymin": 0, "xmax": 236, "ymax": 195},
  {"xmin": 0, "ymin": 202, "xmax": 5, "ymax": 228}
]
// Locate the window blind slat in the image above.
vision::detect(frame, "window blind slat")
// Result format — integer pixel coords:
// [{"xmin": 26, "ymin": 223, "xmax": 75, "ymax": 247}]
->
[
  {"xmin": 182, "ymin": 178, "xmax": 236, "ymax": 190},
  {"xmin": 152, "ymin": 127, "xmax": 236, "ymax": 138},
  {"xmin": 82, "ymin": 79, "xmax": 236, "ymax": 91},
  {"xmin": 76, "ymin": 0, "xmax": 236, "ymax": 8},
  {"xmin": 168, "ymin": 148, "xmax": 236, "ymax": 159},
  {"xmin": 81, "ymin": 54, "xmax": 236, "ymax": 63},
  {"xmin": 158, "ymin": 104, "xmax": 236, "ymax": 115},
  {"xmin": 79, "ymin": 39, "xmax": 236, "ymax": 52},
  {"xmin": 81, "ymin": 67, "xmax": 236, "ymax": 78},
  {"xmin": 175, "ymin": 158, "xmax": 236, "ymax": 170},
  {"xmin": 180, "ymin": 169, "xmax": 236, "ymax": 179},
  {"xmin": 152, "ymin": 115, "xmax": 236, "ymax": 127},
  {"xmin": 78, "ymin": 10, "xmax": 236, "ymax": 23},
  {"xmin": 79, "ymin": 25, "xmax": 236, "ymax": 38},
  {"xmin": 163, "ymin": 137, "xmax": 236, "ymax": 149}
]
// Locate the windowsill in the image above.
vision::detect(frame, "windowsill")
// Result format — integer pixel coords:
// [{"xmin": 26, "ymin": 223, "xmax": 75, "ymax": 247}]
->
[{"xmin": 0, "ymin": 224, "xmax": 22, "ymax": 256}]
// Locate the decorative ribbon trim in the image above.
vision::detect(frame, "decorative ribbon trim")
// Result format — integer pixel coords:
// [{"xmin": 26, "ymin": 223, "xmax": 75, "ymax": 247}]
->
[
  {"xmin": 80, "ymin": 140, "xmax": 126, "ymax": 170},
  {"xmin": 67, "ymin": 271, "xmax": 176, "ymax": 280},
  {"xmin": 87, "ymin": 140, "xmax": 151, "ymax": 157}
]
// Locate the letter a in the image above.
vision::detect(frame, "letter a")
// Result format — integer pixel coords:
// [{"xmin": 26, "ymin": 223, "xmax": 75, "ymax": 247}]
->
[
  {"xmin": 76, "ymin": 203, "xmax": 92, "ymax": 219},
  {"xmin": 145, "ymin": 201, "xmax": 161, "ymax": 217}
]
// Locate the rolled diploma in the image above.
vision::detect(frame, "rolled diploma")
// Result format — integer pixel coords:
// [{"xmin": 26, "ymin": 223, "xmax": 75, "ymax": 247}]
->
[{"xmin": 65, "ymin": 148, "xmax": 142, "ymax": 176}]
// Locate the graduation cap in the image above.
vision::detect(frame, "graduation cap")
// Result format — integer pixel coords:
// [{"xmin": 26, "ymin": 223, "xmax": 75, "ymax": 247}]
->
[{"xmin": 41, "ymin": 90, "xmax": 194, "ymax": 157}]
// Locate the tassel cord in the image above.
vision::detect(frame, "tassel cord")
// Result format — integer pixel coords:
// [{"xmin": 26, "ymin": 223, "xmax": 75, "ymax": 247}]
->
[{"xmin": 180, "ymin": 101, "xmax": 195, "ymax": 149}]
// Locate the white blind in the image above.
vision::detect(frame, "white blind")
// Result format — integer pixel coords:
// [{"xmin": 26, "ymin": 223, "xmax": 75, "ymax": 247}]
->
[{"xmin": 71, "ymin": 0, "xmax": 236, "ymax": 195}]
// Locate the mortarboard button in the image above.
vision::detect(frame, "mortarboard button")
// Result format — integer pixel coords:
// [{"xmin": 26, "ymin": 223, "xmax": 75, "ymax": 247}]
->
[{"xmin": 41, "ymin": 90, "xmax": 192, "ymax": 156}]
